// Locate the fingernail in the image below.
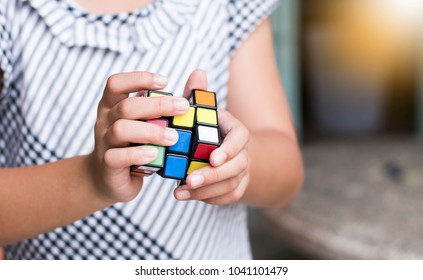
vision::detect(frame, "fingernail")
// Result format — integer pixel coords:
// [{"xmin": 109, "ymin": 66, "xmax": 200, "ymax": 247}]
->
[
  {"xmin": 176, "ymin": 190, "xmax": 191, "ymax": 200},
  {"xmin": 154, "ymin": 75, "xmax": 168, "ymax": 87},
  {"xmin": 190, "ymin": 174, "xmax": 204, "ymax": 189},
  {"xmin": 173, "ymin": 98, "xmax": 189, "ymax": 113},
  {"xmin": 164, "ymin": 128, "xmax": 178, "ymax": 144},
  {"xmin": 141, "ymin": 146, "xmax": 158, "ymax": 158},
  {"xmin": 213, "ymin": 152, "xmax": 227, "ymax": 166}
]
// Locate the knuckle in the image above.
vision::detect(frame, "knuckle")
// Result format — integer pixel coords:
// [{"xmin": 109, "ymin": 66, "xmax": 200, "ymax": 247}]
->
[
  {"xmin": 116, "ymin": 100, "xmax": 132, "ymax": 118},
  {"xmin": 109, "ymin": 120, "xmax": 125, "ymax": 140},
  {"xmin": 102, "ymin": 150, "xmax": 115, "ymax": 168},
  {"xmin": 106, "ymin": 74, "xmax": 120, "ymax": 92}
]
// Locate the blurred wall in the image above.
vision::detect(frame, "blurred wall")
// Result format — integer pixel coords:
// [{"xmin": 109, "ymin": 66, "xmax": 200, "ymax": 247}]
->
[{"xmin": 272, "ymin": 0, "xmax": 420, "ymax": 139}]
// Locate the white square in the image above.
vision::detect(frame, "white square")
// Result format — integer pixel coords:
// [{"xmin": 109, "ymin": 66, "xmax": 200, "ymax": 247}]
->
[{"xmin": 198, "ymin": 126, "xmax": 219, "ymax": 144}]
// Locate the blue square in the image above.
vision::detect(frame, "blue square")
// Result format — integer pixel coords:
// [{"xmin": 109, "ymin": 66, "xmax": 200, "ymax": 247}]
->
[
  {"xmin": 168, "ymin": 130, "xmax": 192, "ymax": 154},
  {"xmin": 164, "ymin": 155, "xmax": 188, "ymax": 179}
]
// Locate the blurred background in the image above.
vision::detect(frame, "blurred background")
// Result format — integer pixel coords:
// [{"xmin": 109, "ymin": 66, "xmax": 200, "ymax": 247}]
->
[{"xmin": 249, "ymin": 0, "xmax": 423, "ymax": 259}]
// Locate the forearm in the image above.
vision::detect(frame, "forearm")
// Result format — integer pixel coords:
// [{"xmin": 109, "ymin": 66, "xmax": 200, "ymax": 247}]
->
[
  {"xmin": 0, "ymin": 156, "xmax": 113, "ymax": 245},
  {"xmin": 242, "ymin": 130, "xmax": 303, "ymax": 208}
]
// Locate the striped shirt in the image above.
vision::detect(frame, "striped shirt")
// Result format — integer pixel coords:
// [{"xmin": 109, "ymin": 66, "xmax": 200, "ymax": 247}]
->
[{"xmin": 0, "ymin": 0, "xmax": 279, "ymax": 259}]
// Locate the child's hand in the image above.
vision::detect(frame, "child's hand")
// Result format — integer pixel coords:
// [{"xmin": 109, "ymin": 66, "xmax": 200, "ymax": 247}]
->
[
  {"xmin": 175, "ymin": 109, "xmax": 250, "ymax": 205},
  {"xmin": 88, "ymin": 72, "xmax": 190, "ymax": 203},
  {"xmin": 174, "ymin": 71, "xmax": 251, "ymax": 205}
]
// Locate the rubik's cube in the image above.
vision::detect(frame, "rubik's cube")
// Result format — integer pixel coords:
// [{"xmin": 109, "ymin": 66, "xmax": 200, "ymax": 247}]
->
[{"xmin": 130, "ymin": 89, "xmax": 222, "ymax": 181}]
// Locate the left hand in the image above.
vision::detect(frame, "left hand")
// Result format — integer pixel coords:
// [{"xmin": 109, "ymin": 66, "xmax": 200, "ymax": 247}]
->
[{"xmin": 174, "ymin": 70, "xmax": 250, "ymax": 205}]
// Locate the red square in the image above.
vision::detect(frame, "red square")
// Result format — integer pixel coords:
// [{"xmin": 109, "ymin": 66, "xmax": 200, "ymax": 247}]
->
[{"xmin": 193, "ymin": 143, "xmax": 218, "ymax": 160}]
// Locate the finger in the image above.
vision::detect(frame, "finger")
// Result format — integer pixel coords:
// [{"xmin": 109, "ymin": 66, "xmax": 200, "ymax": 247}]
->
[
  {"xmin": 183, "ymin": 69, "xmax": 208, "ymax": 99},
  {"xmin": 100, "ymin": 72, "xmax": 168, "ymax": 109},
  {"xmin": 186, "ymin": 149, "xmax": 249, "ymax": 189},
  {"xmin": 103, "ymin": 145, "xmax": 159, "ymax": 169},
  {"xmin": 202, "ymin": 175, "xmax": 249, "ymax": 205},
  {"xmin": 209, "ymin": 109, "xmax": 250, "ymax": 167},
  {"xmin": 174, "ymin": 173, "xmax": 244, "ymax": 201},
  {"xmin": 108, "ymin": 96, "xmax": 189, "ymax": 124},
  {"xmin": 105, "ymin": 119, "xmax": 179, "ymax": 147}
]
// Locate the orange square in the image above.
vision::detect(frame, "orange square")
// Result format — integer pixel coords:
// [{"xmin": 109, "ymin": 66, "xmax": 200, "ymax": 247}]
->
[{"xmin": 194, "ymin": 90, "xmax": 216, "ymax": 107}]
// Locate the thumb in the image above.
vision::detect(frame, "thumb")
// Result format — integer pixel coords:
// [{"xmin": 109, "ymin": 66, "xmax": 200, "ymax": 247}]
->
[{"xmin": 183, "ymin": 69, "xmax": 208, "ymax": 99}]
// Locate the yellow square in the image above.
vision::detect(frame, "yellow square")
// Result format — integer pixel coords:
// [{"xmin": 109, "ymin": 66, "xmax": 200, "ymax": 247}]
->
[
  {"xmin": 172, "ymin": 107, "xmax": 196, "ymax": 128},
  {"xmin": 147, "ymin": 90, "xmax": 172, "ymax": 97},
  {"xmin": 197, "ymin": 108, "xmax": 217, "ymax": 125},
  {"xmin": 187, "ymin": 161, "xmax": 209, "ymax": 174},
  {"xmin": 149, "ymin": 92, "xmax": 167, "ymax": 97}
]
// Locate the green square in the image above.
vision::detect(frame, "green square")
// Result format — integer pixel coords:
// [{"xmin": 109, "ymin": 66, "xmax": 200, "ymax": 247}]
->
[{"xmin": 145, "ymin": 145, "xmax": 165, "ymax": 167}]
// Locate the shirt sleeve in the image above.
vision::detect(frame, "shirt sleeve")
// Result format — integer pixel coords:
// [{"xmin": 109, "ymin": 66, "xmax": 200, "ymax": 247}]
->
[
  {"xmin": 227, "ymin": 0, "xmax": 280, "ymax": 56},
  {"xmin": 0, "ymin": 0, "xmax": 14, "ymax": 99}
]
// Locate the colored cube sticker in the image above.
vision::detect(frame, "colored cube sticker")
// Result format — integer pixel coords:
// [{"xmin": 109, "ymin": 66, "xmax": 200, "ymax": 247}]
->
[
  {"xmin": 193, "ymin": 143, "xmax": 218, "ymax": 160},
  {"xmin": 196, "ymin": 107, "xmax": 218, "ymax": 126},
  {"xmin": 163, "ymin": 155, "xmax": 189, "ymax": 180},
  {"xmin": 147, "ymin": 118, "xmax": 168, "ymax": 127},
  {"xmin": 197, "ymin": 125, "xmax": 220, "ymax": 144},
  {"xmin": 168, "ymin": 130, "xmax": 192, "ymax": 154},
  {"xmin": 130, "ymin": 111, "xmax": 170, "ymax": 175},
  {"xmin": 187, "ymin": 161, "xmax": 209, "ymax": 175},
  {"xmin": 193, "ymin": 89, "xmax": 217, "ymax": 108},
  {"xmin": 131, "ymin": 89, "xmax": 222, "ymax": 181},
  {"xmin": 146, "ymin": 145, "xmax": 165, "ymax": 167},
  {"xmin": 130, "ymin": 144, "xmax": 165, "ymax": 177},
  {"xmin": 146, "ymin": 89, "xmax": 173, "ymax": 97},
  {"xmin": 131, "ymin": 165, "xmax": 160, "ymax": 176},
  {"xmin": 172, "ymin": 106, "xmax": 196, "ymax": 128}
]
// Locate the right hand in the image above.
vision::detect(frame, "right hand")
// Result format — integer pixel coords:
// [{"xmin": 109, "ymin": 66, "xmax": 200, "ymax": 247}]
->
[{"xmin": 88, "ymin": 72, "xmax": 190, "ymax": 203}]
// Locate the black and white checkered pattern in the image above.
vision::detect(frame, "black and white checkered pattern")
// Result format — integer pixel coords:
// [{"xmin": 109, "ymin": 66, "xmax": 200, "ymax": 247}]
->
[
  {"xmin": 228, "ymin": 0, "xmax": 279, "ymax": 55},
  {"xmin": 6, "ymin": 206, "xmax": 174, "ymax": 259},
  {"xmin": 1, "ymin": 0, "xmax": 279, "ymax": 259}
]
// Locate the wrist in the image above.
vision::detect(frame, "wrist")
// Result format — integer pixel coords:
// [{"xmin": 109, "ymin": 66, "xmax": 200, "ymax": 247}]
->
[{"xmin": 84, "ymin": 153, "xmax": 117, "ymax": 207}]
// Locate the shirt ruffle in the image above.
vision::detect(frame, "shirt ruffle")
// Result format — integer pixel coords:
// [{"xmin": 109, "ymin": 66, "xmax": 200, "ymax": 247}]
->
[
  {"xmin": 19, "ymin": 0, "xmax": 200, "ymax": 53},
  {"xmin": 227, "ymin": 0, "xmax": 280, "ymax": 55}
]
